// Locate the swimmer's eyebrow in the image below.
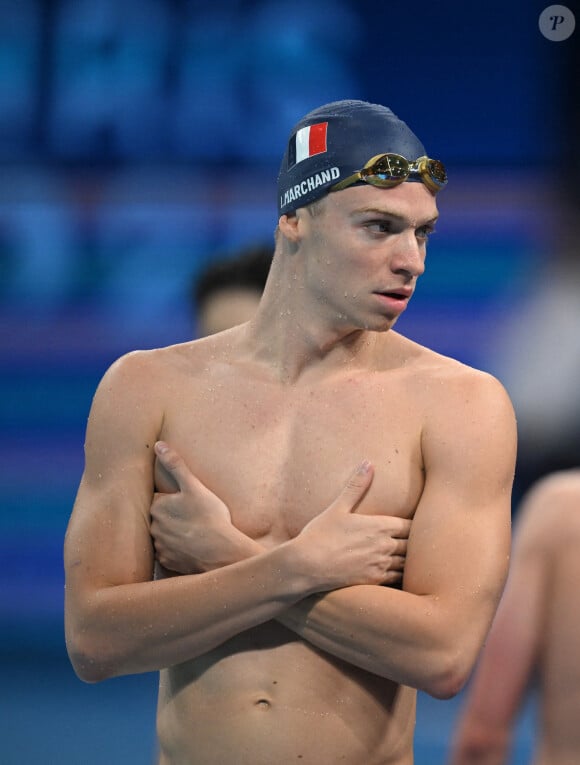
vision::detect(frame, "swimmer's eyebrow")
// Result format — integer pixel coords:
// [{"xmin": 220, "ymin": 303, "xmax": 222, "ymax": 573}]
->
[{"xmin": 354, "ymin": 207, "xmax": 439, "ymax": 227}]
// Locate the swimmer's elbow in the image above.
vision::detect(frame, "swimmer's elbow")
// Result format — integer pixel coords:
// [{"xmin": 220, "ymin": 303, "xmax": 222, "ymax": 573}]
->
[
  {"xmin": 420, "ymin": 648, "xmax": 473, "ymax": 700},
  {"xmin": 70, "ymin": 653, "xmax": 119, "ymax": 683},
  {"xmin": 67, "ymin": 645, "xmax": 118, "ymax": 683},
  {"xmin": 425, "ymin": 664, "xmax": 468, "ymax": 700},
  {"xmin": 66, "ymin": 628, "xmax": 122, "ymax": 683},
  {"xmin": 420, "ymin": 616, "xmax": 490, "ymax": 699}
]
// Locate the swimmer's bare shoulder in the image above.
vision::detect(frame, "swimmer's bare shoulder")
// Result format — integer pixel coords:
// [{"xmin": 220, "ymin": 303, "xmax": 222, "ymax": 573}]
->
[
  {"xmin": 74, "ymin": 337, "xmax": 222, "ymax": 504},
  {"xmin": 100, "ymin": 328, "xmax": 240, "ymax": 396},
  {"xmin": 386, "ymin": 331, "xmax": 514, "ymax": 424}
]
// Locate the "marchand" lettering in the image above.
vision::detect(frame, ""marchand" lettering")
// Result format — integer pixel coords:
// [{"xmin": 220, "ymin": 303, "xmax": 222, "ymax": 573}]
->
[{"xmin": 280, "ymin": 167, "xmax": 340, "ymax": 209}]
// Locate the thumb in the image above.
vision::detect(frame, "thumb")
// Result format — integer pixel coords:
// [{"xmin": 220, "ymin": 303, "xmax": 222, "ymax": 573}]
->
[
  {"xmin": 154, "ymin": 441, "xmax": 193, "ymax": 493},
  {"xmin": 332, "ymin": 460, "xmax": 374, "ymax": 513}
]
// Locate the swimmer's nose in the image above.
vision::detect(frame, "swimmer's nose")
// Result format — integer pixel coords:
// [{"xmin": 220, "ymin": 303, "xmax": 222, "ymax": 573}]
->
[{"xmin": 389, "ymin": 232, "xmax": 426, "ymax": 278}]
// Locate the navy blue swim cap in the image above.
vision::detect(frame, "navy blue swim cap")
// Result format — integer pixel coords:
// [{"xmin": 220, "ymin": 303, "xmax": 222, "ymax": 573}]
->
[{"xmin": 277, "ymin": 99, "xmax": 428, "ymax": 216}]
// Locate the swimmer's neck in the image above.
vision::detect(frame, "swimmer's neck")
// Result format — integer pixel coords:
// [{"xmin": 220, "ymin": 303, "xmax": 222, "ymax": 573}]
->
[
  {"xmin": 234, "ymin": 245, "xmax": 401, "ymax": 382},
  {"xmin": 239, "ymin": 311, "xmax": 386, "ymax": 385}
]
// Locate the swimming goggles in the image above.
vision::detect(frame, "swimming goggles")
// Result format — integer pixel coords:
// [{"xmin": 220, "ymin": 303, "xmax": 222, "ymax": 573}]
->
[{"xmin": 330, "ymin": 153, "xmax": 448, "ymax": 194}]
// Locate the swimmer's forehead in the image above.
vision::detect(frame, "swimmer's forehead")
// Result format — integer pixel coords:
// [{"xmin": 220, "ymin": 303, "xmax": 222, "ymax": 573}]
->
[{"xmin": 329, "ymin": 182, "xmax": 439, "ymax": 227}]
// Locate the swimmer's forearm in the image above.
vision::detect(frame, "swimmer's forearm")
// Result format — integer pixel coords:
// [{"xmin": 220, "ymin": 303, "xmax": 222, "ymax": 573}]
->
[
  {"xmin": 277, "ymin": 586, "xmax": 470, "ymax": 699},
  {"xmin": 67, "ymin": 541, "xmax": 326, "ymax": 683},
  {"xmin": 171, "ymin": 538, "xmax": 425, "ymax": 685},
  {"xmin": 147, "ymin": 539, "xmax": 463, "ymax": 695},
  {"xmin": 155, "ymin": 549, "xmax": 465, "ymax": 697},
  {"xmin": 162, "ymin": 526, "xmax": 263, "ymax": 573}
]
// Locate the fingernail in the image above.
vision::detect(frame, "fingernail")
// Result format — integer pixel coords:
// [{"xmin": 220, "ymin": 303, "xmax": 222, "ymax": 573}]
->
[
  {"xmin": 357, "ymin": 459, "xmax": 371, "ymax": 474},
  {"xmin": 154, "ymin": 441, "xmax": 168, "ymax": 455}
]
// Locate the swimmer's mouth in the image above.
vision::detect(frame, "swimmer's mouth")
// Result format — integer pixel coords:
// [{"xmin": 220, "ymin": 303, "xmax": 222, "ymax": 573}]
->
[{"xmin": 374, "ymin": 288, "xmax": 413, "ymax": 300}]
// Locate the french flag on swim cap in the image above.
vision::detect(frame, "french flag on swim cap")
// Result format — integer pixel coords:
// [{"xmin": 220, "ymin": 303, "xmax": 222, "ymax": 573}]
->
[{"xmin": 288, "ymin": 122, "xmax": 328, "ymax": 168}]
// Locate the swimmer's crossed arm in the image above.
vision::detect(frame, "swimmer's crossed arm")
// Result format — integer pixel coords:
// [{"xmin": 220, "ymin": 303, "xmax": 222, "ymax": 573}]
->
[
  {"xmin": 65, "ymin": 355, "xmax": 410, "ymax": 684},
  {"xmin": 66, "ymin": 456, "xmax": 398, "ymax": 682},
  {"xmin": 151, "ymin": 370, "xmax": 515, "ymax": 698},
  {"xmin": 65, "ymin": 353, "xmax": 515, "ymax": 697},
  {"xmin": 150, "ymin": 440, "xmax": 407, "ymax": 584}
]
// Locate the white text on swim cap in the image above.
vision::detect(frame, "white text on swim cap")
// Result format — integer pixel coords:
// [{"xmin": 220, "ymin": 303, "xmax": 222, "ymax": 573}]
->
[{"xmin": 281, "ymin": 167, "xmax": 340, "ymax": 210}]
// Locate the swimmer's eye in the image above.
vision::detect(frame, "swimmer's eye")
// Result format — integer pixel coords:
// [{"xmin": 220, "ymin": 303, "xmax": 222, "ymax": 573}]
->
[
  {"xmin": 416, "ymin": 225, "xmax": 436, "ymax": 241},
  {"xmin": 365, "ymin": 220, "xmax": 394, "ymax": 235}
]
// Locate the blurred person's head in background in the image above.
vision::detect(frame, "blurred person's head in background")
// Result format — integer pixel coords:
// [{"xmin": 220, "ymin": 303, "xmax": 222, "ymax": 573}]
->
[{"xmin": 192, "ymin": 244, "xmax": 273, "ymax": 336}]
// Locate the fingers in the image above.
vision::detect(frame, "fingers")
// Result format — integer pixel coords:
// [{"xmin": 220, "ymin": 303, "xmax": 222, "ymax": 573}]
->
[
  {"xmin": 150, "ymin": 492, "xmax": 163, "ymax": 518},
  {"xmin": 154, "ymin": 441, "xmax": 193, "ymax": 493},
  {"xmin": 332, "ymin": 460, "xmax": 374, "ymax": 513},
  {"xmin": 391, "ymin": 538, "xmax": 408, "ymax": 557},
  {"xmin": 381, "ymin": 554, "xmax": 406, "ymax": 586},
  {"xmin": 382, "ymin": 570, "xmax": 403, "ymax": 586},
  {"xmin": 391, "ymin": 517, "xmax": 412, "ymax": 539},
  {"xmin": 151, "ymin": 493, "xmax": 179, "ymax": 522},
  {"xmin": 376, "ymin": 515, "xmax": 411, "ymax": 539},
  {"xmin": 389, "ymin": 554, "xmax": 406, "ymax": 571}
]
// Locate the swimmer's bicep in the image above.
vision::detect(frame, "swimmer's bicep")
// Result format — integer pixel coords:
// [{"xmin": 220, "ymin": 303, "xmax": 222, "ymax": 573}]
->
[
  {"xmin": 404, "ymin": 374, "xmax": 515, "ymax": 603},
  {"xmin": 403, "ymin": 473, "xmax": 509, "ymax": 599},
  {"xmin": 65, "ymin": 353, "xmax": 164, "ymax": 587},
  {"xmin": 422, "ymin": 371, "xmax": 517, "ymax": 507},
  {"xmin": 82, "ymin": 351, "xmax": 164, "ymax": 485}
]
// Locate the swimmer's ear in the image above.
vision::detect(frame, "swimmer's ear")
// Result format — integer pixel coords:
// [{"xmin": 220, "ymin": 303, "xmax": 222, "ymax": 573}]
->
[{"xmin": 278, "ymin": 212, "xmax": 300, "ymax": 242}]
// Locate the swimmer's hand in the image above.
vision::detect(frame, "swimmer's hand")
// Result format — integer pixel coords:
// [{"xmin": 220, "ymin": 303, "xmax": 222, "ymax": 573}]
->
[
  {"xmin": 151, "ymin": 441, "xmax": 260, "ymax": 573},
  {"xmin": 151, "ymin": 444, "xmax": 408, "ymax": 588},
  {"xmin": 290, "ymin": 461, "xmax": 409, "ymax": 591}
]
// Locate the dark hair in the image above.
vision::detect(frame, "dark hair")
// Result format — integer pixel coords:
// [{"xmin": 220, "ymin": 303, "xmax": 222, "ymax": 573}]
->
[{"xmin": 192, "ymin": 244, "xmax": 273, "ymax": 312}]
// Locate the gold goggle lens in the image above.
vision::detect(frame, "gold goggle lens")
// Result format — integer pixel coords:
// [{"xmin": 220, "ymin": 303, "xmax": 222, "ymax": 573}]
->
[{"xmin": 331, "ymin": 153, "xmax": 447, "ymax": 194}]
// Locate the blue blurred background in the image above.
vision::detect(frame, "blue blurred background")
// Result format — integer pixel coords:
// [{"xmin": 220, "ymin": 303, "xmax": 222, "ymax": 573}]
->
[{"xmin": 1, "ymin": 0, "xmax": 578, "ymax": 762}]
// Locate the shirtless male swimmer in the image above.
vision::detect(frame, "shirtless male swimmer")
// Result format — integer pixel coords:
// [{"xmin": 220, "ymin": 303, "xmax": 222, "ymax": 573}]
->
[{"xmin": 64, "ymin": 100, "xmax": 517, "ymax": 765}]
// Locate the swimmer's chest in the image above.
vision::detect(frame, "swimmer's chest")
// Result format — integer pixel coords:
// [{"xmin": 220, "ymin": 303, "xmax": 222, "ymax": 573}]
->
[{"xmin": 159, "ymin": 371, "xmax": 424, "ymax": 541}]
